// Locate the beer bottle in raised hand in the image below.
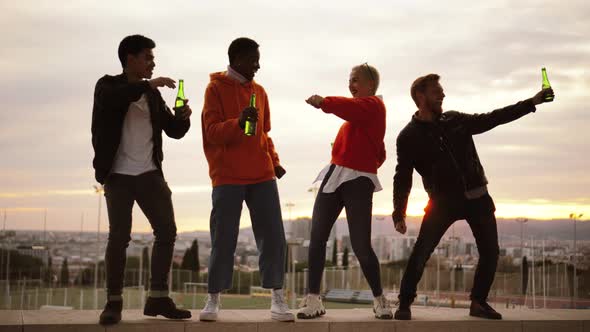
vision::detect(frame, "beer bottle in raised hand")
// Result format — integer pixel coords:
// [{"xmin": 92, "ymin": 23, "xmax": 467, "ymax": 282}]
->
[{"xmin": 541, "ymin": 68, "xmax": 554, "ymax": 102}]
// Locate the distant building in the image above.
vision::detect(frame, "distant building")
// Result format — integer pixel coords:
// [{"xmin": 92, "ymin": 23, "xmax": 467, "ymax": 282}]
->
[
  {"xmin": 372, "ymin": 236, "xmax": 392, "ymax": 262},
  {"xmin": 390, "ymin": 237, "xmax": 416, "ymax": 262},
  {"xmin": 16, "ymin": 245, "xmax": 50, "ymax": 265},
  {"xmin": 285, "ymin": 218, "xmax": 312, "ymax": 262}
]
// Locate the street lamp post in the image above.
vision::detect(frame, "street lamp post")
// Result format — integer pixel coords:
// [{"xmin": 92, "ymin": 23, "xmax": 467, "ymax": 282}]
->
[
  {"xmin": 79, "ymin": 213, "xmax": 84, "ymax": 310},
  {"xmin": 3, "ymin": 211, "xmax": 12, "ymax": 309},
  {"xmin": 569, "ymin": 213, "xmax": 583, "ymax": 309},
  {"xmin": 516, "ymin": 217, "xmax": 528, "ymax": 296},
  {"xmin": 93, "ymin": 185, "xmax": 104, "ymax": 309},
  {"xmin": 285, "ymin": 202, "xmax": 295, "ymax": 222}
]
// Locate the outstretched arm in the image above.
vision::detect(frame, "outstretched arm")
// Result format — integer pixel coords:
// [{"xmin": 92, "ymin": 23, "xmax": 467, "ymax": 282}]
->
[
  {"xmin": 305, "ymin": 95, "xmax": 382, "ymax": 124},
  {"xmin": 461, "ymin": 88, "xmax": 554, "ymax": 135}
]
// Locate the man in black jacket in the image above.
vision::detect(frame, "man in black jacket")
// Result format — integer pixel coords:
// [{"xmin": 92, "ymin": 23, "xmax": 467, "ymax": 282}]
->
[
  {"xmin": 91, "ymin": 35, "xmax": 192, "ymax": 325},
  {"xmin": 392, "ymin": 73, "xmax": 553, "ymax": 320}
]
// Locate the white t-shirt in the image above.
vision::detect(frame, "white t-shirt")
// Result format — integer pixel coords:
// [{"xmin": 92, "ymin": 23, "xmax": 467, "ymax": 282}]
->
[
  {"xmin": 314, "ymin": 164, "xmax": 382, "ymax": 193},
  {"xmin": 111, "ymin": 94, "xmax": 158, "ymax": 175}
]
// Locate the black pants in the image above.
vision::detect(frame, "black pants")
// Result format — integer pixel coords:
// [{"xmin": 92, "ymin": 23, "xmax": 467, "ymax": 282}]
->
[
  {"xmin": 399, "ymin": 193, "xmax": 499, "ymax": 303},
  {"xmin": 307, "ymin": 165, "xmax": 383, "ymax": 296},
  {"xmin": 103, "ymin": 170, "xmax": 177, "ymax": 296}
]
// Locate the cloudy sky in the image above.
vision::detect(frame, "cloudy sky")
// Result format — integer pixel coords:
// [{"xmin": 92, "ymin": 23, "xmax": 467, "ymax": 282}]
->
[{"xmin": 1, "ymin": 0, "xmax": 589, "ymax": 232}]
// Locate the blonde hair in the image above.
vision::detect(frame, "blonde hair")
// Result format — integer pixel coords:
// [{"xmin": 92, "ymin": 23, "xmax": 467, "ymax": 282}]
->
[{"xmin": 352, "ymin": 63, "xmax": 380, "ymax": 94}]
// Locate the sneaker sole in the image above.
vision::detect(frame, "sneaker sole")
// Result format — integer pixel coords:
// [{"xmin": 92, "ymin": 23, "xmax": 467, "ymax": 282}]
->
[
  {"xmin": 375, "ymin": 313, "xmax": 393, "ymax": 320},
  {"xmin": 271, "ymin": 312, "xmax": 295, "ymax": 322},
  {"xmin": 296, "ymin": 310, "xmax": 324, "ymax": 319},
  {"xmin": 199, "ymin": 312, "xmax": 218, "ymax": 322}
]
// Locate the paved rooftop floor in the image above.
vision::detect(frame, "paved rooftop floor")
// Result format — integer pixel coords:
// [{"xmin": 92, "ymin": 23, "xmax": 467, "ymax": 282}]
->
[{"xmin": 0, "ymin": 308, "xmax": 589, "ymax": 332}]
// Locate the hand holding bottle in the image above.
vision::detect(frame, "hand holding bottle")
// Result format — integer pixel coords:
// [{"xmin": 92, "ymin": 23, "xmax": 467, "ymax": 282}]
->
[
  {"xmin": 239, "ymin": 106, "xmax": 258, "ymax": 129},
  {"xmin": 172, "ymin": 79, "xmax": 191, "ymax": 119},
  {"xmin": 174, "ymin": 99, "xmax": 192, "ymax": 120},
  {"xmin": 538, "ymin": 67, "xmax": 555, "ymax": 104},
  {"xmin": 532, "ymin": 88, "xmax": 554, "ymax": 105}
]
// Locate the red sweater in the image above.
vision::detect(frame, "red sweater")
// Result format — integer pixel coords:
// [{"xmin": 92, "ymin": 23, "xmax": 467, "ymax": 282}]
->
[{"xmin": 321, "ymin": 96, "xmax": 386, "ymax": 174}]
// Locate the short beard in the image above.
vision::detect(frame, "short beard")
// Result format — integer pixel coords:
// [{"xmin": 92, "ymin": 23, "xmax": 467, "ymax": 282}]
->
[{"xmin": 426, "ymin": 100, "xmax": 442, "ymax": 115}]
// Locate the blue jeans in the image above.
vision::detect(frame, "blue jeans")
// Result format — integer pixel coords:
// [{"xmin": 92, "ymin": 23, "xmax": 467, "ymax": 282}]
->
[{"xmin": 207, "ymin": 180, "xmax": 286, "ymax": 293}]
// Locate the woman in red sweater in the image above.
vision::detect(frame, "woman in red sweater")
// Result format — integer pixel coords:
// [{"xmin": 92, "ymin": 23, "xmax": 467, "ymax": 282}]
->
[{"xmin": 298, "ymin": 64, "xmax": 391, "ymax": 319}]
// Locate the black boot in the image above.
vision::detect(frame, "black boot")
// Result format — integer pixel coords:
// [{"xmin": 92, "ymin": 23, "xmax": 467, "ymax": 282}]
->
[
  {"xmin": 143, "ymin": 297, "xmax": 192, "ymax": 319},
  {"xmin": 469, "ymin": 300, "xmax": 502, "ymax": 320},
  {"xmin": 99, "ymin": 300, "xmax": 123, "ymax": 325},
  {"xmin": 394, "ymin": 298, "xmax": 412, "ymax": 320}
]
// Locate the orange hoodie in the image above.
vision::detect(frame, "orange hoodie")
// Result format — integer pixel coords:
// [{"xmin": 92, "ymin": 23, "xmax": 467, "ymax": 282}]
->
[{"xmin": 201, "ymin": 72, "xmax": 280, "ymax": 187}]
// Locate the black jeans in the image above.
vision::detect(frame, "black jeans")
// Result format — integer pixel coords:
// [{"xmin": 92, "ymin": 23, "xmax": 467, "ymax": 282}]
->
[
  {"xmin": 103, "ymin": 170, "xmax": 177, "ymax": 296},
  {"xmin": 307, "ymin": 165, "xmax": 383, "ymax": 297},
  {"xmin": 399, "ymin": 193, "xmax": 499, "ymax": 303}
]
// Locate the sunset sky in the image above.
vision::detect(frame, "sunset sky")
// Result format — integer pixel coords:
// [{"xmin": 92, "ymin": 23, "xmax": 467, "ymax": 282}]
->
[{"xmin": 1, "ymin": 0, "xmax": 589, "ymax": 232}]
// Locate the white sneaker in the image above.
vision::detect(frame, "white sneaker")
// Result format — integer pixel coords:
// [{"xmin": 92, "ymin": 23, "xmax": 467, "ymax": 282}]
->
[
  {"xmin": 297, "ymin": 294, "xmax": 325, "ymax": 319},
  {"xmin": 270, "ymin": 289, "xmax": 295, "ymax": 322},
  {"xmin": 199, "ymin": 293, "xmax": 220, "ymax": 321},
  {"xmin": 373, "ymin": 294, "xmax": 393, "ymax": 319}
]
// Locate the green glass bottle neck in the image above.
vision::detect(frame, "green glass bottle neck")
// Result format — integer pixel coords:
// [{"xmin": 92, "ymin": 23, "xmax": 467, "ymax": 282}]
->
[
  {"xmin": 541, "ymin": 70, "xmax": 551, "ymax": 88},
  {"xmin": 178, "ymin": 80, "xmax": 185, "ymax": 96}
]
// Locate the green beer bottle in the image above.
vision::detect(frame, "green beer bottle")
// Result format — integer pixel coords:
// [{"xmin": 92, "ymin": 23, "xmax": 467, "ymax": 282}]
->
[
  {"xmin": 541, "ymin": 68, "xmax": 554, "ymax": 102},
  {"xmin": 175, "ymin": 79, "xmax": 185, "ymax": 109},
  {"xmin": 244, "ymin": 93, "xmax": 257, "ymax": 136}
]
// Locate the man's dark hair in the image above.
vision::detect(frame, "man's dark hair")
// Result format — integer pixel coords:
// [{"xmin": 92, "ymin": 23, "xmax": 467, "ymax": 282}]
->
[
  {"xmin": 228, "ymin": 37, "xmax": 259, "ymax": 64},
  {"xmin": 411, "ymin": 73, "xmax": 440, "ymax": 107},
  {"xmin": 118, "ymin": 35, "xmax": 156, "ymax": 68}
]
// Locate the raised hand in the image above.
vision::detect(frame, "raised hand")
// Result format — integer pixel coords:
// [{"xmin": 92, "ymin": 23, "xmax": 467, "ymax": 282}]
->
[
  {"xmin": 532, "ymin": 87, "xmax": 555, "ymax": 105},
  {"xmin": 306, "ymin": 95, "xmax": 324, "ymax": 109},
  {"xmin": 149, "ymin": 77, "xmax": 176, "ymax": 89}
]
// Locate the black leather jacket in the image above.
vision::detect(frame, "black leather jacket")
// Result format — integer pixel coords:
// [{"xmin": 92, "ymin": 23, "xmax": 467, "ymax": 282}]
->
[
  {"xmin": 91, "ymin": 73, "xmax": 190, "ymax": 184},
  {"xmin": 392, "ymin": 99, "xmax": 536, "ymax": 223}
]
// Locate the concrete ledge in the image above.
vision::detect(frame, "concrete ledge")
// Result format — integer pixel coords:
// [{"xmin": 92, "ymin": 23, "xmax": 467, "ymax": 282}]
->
[{"xmin": 0, "ymin": 308, "xmax": 588, "ymax": 332}]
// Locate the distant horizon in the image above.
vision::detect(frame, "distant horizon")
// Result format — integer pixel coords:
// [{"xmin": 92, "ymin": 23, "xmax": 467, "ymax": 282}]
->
[
  {"xmin": 3, "ymin": 214, "xmax": 588, "ymax": 234},
  {"xmin": 1, "ymin": 1, "xmax": 588, "ymax": 233}
]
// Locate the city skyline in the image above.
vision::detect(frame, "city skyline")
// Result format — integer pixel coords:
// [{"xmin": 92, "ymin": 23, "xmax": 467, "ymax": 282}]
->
[{"xmin": 1, "ymin": 0, "xmax": 589, "ymax": 232}]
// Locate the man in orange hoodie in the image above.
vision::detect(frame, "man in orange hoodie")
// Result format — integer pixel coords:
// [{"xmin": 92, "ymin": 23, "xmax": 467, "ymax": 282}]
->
[{"xmin": 199, "ymin": 37, "xmax": 293, "ymax": 322}]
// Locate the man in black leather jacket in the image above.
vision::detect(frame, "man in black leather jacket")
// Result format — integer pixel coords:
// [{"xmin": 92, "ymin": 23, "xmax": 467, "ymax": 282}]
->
[
  {"xmin": 92, "ymin": 35, "xmax": 192, "ymax": 325},
  {"xmin": 392, "ymin": 73, "xmax": 554, "ymax": 320}
]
